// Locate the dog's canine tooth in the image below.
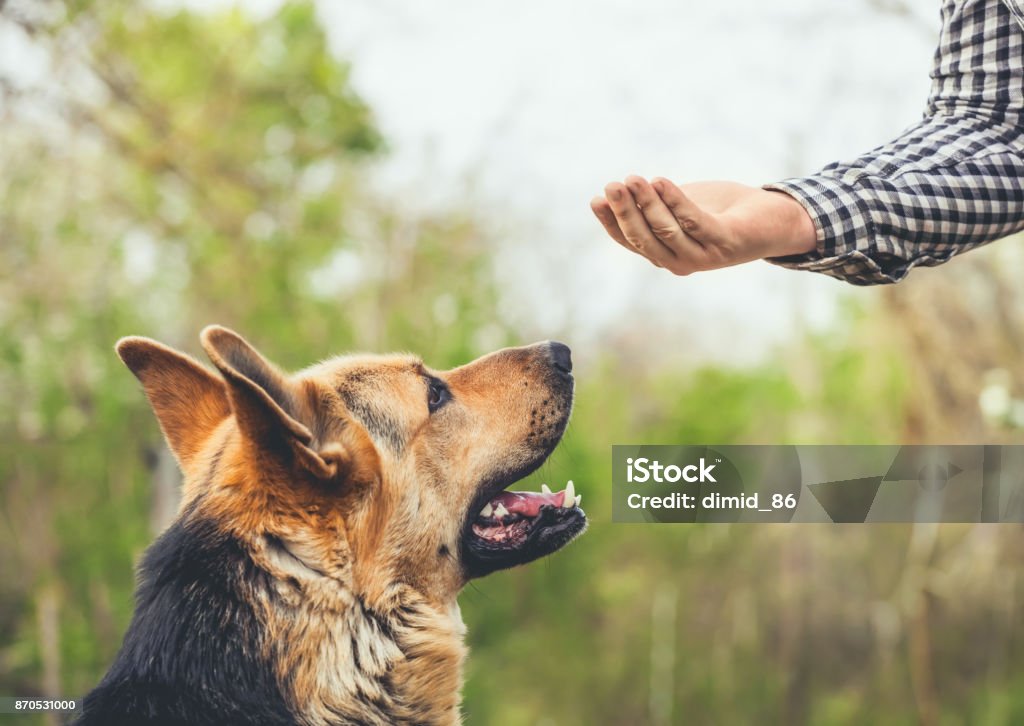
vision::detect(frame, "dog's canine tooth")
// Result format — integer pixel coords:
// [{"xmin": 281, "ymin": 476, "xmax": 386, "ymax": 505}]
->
[
  {"xmin": 494, "ymin": 503, "xmax": 509, "ymax": 519},
  {"xmin": 541, "ymin": 483, "xmax": 552, "ymax": 495},
  {"xmin": 575, "ymin": 494, "xmax": 582, "ymax": 507},
  {"xmin": 481, "ymin": 503, "xmax": 493, "ymax": 518},
  {"xmin": 563, "ymin": 480, "xmax": 575, "ymax": 508}
]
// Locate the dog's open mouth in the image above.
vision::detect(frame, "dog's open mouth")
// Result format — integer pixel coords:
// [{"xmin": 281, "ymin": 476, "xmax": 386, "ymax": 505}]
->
[{"xmin": 463, "ymin": 481, "xmax": 586, "ymax": 578}]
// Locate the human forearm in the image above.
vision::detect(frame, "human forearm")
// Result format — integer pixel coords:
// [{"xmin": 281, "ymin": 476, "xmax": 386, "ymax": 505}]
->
[{"xmin": 764, "ymin": 113, "xmax": 1024, "ymax": 285}]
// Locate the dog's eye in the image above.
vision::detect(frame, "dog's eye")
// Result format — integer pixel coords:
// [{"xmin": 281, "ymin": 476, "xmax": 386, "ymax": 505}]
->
[{"xmin": 427, "ymin": 379, "xmax": 450, "ymax": 413}]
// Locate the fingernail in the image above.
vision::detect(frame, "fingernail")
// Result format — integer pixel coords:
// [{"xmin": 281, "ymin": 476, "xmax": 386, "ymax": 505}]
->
[{"xmin": 609, "ymin": 188, "xmax": 622, "ymax": 201}]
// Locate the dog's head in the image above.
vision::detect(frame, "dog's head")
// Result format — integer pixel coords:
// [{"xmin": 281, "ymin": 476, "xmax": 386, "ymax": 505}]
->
[{"xmin": 116, "ymin": 326, "xmax": 585, "ymax": 608}]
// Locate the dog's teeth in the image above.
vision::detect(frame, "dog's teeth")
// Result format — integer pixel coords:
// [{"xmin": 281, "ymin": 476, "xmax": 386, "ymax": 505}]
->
[
  {"xmin": 541, "ymin": 483, "xmax": 552, "ymax": 495},
  {"xmin": 481, "ymin": 503, "xmax": 493, "ymax": 518},
  {"xmin": 563, "ymin": 480, "xmax": 575, "ymax": 508},
  {"xmin": 575, "ymin": 494, "xmax": 582, "ymax": 507},
  {"xmin": 494, "ymin": 503, "xmax": 509, "ymax": 519}
]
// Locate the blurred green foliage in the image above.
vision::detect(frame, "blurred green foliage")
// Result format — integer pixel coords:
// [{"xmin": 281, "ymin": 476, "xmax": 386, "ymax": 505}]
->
[{"xmin": 2, "ymin": 3, "xmax": 1024, "ymax": 725}]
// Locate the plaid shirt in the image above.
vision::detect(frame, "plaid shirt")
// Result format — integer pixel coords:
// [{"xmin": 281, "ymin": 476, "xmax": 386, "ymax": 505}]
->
[{"xmin": 766, "ymin": 0, "xmax": 1024, "ymax": 285}]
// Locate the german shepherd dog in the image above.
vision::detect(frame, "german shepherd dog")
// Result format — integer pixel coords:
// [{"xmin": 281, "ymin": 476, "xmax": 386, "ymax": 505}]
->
[{"xmin": 76, "ymin": 326, "xmax": 585, "ymax": 725}]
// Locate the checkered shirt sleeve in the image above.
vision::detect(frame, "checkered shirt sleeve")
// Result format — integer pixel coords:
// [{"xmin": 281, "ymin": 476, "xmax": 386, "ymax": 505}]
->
[{"xmin": 766, "ymin": 0, "xmax": 1024, "ymax": 285}]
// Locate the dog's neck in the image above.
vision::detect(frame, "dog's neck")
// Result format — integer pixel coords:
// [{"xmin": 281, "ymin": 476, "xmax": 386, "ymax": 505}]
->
[{"xmin": 254, "ymin": 532, "xmax": 468, "ymax": 725}]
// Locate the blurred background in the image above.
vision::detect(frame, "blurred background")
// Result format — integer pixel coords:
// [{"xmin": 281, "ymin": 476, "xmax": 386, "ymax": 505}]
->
[{"xmin": 2, "ymin": 0, "xmax": 1024, "ymax": 723}]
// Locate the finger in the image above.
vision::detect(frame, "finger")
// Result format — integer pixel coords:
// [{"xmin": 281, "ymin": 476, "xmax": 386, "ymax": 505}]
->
[
  {"xmin": 590, "ymin": 196, "xmax": 629, "ymax": 247},
  {"xmin": 651, "ymin": 178, "xmax": 718, "ymax": 248},
  {"xmin": 591, "ymin": 197, "xmax": 663, "ymax": 266},
  {"xmin": 624, "ymin": 175, "xmax": 704, "ymax": 256},
  {"xmin": 604, "ymin": 181, "xmax": 677, "ymax": 267}
]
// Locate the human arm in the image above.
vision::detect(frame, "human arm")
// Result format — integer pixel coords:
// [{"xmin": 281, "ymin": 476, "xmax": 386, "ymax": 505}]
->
[
  {"xmin": 592, "ymin": 0, "xmax": 1024, "ymax": 285},
  {"xmin": 594, "ymin": 109, "xmax": 1024, "ymax": 286}
]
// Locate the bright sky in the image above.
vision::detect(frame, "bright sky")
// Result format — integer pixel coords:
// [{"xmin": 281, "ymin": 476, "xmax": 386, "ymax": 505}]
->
[
  {"xmin": 313, "ymin": 0, "xmax": 939, "ymax": 364},
  {"xmin": 5, "ymin": 0, "xmax": 942, "ymax": 364}
]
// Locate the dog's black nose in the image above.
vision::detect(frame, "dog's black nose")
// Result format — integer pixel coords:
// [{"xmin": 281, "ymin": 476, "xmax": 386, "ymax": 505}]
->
[{"xmin": 547, "ymin": 341, "xmax": 572, "ymax": 373}]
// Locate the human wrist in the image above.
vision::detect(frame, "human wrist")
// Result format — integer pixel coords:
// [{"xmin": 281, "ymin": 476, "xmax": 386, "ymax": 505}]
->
[{"xmin": 759, "ymin": 189, "xmax": 817, "ymax": 257}]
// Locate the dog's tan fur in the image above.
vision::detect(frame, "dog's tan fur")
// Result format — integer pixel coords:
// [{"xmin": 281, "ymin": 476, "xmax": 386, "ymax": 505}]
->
[{"xmin": 114, "ymin": 326, "xmax": 574, "ymax": 724}]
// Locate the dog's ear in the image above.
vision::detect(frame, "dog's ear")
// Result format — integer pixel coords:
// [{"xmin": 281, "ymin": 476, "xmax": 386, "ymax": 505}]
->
[
  {"xmin": 116, "ymin": 337, "xmax": 231, "ymax": 472},
  {"xmin": 199, "ymin": 325, "xmax": 344, "ymax": 481}
]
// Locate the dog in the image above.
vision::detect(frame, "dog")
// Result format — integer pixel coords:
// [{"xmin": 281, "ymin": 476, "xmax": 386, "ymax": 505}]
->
[{"xmin": 75, "ymin": 326, "xmax": 586, "ymax": 725}]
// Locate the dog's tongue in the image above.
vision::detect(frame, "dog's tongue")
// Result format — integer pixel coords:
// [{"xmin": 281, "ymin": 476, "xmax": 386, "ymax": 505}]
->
[{"xmin": 491, "ymin": 490, "xmax": 566, "ymax": 517}]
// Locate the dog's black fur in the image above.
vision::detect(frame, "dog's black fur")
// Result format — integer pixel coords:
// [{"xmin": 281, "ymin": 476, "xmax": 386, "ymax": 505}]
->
[{"xmin": 74, "ymin": 509, "xmax": 294, "ymax": 726}]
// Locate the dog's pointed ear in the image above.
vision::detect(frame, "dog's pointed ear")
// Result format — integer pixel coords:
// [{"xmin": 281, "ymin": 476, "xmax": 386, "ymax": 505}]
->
[
  {"xmin": 116, "ymin": 336, "xmax": 231, "ymax": 472},
  {"xmin": 199, "ymin": 325, "xmax": 342, "ymax": 480}
]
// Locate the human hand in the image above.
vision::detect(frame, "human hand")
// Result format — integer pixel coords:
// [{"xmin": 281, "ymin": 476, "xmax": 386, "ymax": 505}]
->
[{"xmin": 590, "ymin": 177, "xmax": 817, "ymax": 275}]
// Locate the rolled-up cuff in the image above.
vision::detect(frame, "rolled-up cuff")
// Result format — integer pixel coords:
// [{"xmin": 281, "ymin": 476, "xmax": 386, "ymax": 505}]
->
[{"xmin": 762, "ymin": 176, "xmax": 906, "ymax": 286}]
